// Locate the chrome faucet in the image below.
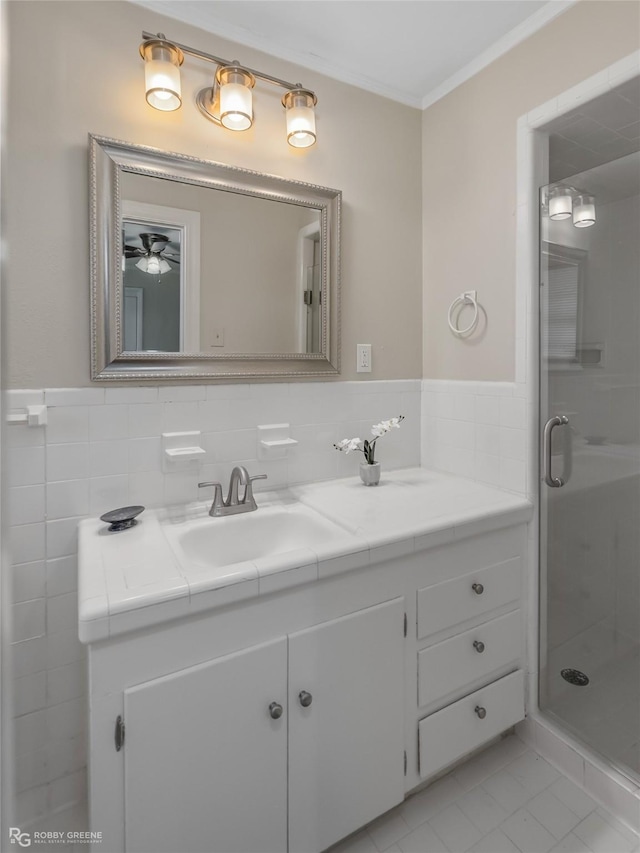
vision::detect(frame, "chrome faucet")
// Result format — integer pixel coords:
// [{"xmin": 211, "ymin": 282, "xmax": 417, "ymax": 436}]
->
[{"xmin": 198, "ymin": 466, "xmax": 267, "ymax": 517}]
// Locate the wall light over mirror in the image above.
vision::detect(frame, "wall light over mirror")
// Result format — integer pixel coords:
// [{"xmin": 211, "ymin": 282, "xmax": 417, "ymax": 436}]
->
[
  {"xmin": 140, "ymin": 31, "xmax": 318, "ymax": 149},
  {"xmin": 90, "ymin": 135, "xmax": 341, "ymax": 381},
  {"xmin": 544, "ymin": 184, "xmax": 597, "ymax": 228}
]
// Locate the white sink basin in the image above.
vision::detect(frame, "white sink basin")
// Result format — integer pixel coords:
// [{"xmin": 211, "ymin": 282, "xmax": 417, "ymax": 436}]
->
[{"xmin": 162, "ymin": 504, "xmax": 356, "ymax": 574}]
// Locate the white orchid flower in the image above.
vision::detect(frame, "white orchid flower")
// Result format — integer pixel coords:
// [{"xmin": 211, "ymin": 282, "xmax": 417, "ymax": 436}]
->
[
  {"xmin": 334, "ymin": 416, "xmax": 403, "ymax": 465},
  {"xmin": 371, "ymin": 419, "xmax": 393, "ymax": 437},
  {"xmin": 335, "ymin": 437, "xmax": 362, "ymax": 453}
]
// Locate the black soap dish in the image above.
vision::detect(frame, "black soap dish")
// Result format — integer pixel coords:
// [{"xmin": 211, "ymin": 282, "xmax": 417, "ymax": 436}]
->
[{"xmin": 100, "ymin": 505, "xmax": 145, "ymax": 532}]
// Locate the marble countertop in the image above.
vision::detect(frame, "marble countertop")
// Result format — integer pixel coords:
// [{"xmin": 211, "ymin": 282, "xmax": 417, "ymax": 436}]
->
[{"xmin": 78, "ymin": 467, "xmax": 532, "ymax": 644}]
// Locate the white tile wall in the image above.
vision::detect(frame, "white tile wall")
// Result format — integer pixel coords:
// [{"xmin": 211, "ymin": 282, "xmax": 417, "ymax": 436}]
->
[
  {"xmin": 6, "ymin": 379, "xmax": 420, "ymax": 826},
  {"xmin": 421, "ymin": 380, "xmax": 529, "ymax": 496}
]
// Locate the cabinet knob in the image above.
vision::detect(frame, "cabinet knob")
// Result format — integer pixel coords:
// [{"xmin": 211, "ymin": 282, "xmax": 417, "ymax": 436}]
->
[
  {"xmin": 474, "ymin": 705, "xmax": 487, "ymax": 719},
  {"xmin": 269, "ymin": 702, "xmax": 283, "ymax": 720},
  {"xmin": 472, "ymin": 582, "xmax": 484, "ymax": 595},
  {"xmin": 298, "ymin": 690, "xmax": 313, "ymax": 708},
  {"xmin": 473, "ymin": 640, "xmax": 485, "ymax": 654}
]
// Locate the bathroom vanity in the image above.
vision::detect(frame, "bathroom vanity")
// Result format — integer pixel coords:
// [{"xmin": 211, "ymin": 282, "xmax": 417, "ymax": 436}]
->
[{"xmin": 79, "ymin": 468, "xmax": 532, "ymax": 853}]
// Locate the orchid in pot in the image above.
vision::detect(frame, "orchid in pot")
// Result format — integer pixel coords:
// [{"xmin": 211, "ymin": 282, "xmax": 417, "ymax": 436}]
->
[{"xmin": 334, "ymin": 416, "xmax": 405, "ymax": 486}]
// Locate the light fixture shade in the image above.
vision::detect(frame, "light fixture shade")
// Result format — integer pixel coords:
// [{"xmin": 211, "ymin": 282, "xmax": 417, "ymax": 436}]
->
[
  {"xmin": 548, "ymin": 186, "xmax": 573, "ymax": 220},
  {"xmin": 573, "ymin": 194, "xmax": 596, "ymax": 228},
  {"xmin": 283, "ymin": 89, "xmax": 317, "ymax": 148},
  {"xmin": 140, "ymin": 38, "xmax": 184, "ymax": 111},
  {"xmin": 217, "ymin": 65, "xmax": 255, "ymax": 131},
  {"xmin": 136, "ymin": 255, "xmax": 171, "ymax": 275}
]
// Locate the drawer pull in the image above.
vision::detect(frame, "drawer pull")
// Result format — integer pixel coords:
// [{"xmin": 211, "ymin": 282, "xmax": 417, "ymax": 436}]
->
[
  {"xmin": 298, "ymin": 690, "xmax": 313, "ymax": 708},
  {"xmin": 269, "ymin": 702, "xmax": 283, "ymax": 720},
  {"xmin": 472, "ymin": 583, "xmax": 484, "ymax": 595},
  {"xmin": 474, "ymin": 705, "xmax": 487, "ymax": 719},
  {"xmin": 473, "ymin": 640, "xmax": 485, "ymax": 653}
]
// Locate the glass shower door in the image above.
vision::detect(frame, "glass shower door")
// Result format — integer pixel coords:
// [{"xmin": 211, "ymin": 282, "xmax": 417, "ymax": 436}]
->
[{"xmin": 539, "ymin": 154, "xmax": 640, "ymax": 782}]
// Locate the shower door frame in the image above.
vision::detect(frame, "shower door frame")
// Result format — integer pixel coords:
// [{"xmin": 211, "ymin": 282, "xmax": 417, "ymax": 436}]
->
[{"xmin": 514, "ymin": 51, "xmax": 640, "ymax": 812}]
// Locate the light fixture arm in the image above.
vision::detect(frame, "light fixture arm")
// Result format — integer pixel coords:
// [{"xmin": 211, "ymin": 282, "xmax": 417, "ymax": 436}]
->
[{"xmin": 141, "ymin": 31, "xmax": 312, "ymax": 95}]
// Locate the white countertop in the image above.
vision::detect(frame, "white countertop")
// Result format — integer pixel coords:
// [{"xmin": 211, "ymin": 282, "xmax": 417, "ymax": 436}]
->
[{"xmin": 78, "ymin": 468, "xmax": 532, "ymax": 644}]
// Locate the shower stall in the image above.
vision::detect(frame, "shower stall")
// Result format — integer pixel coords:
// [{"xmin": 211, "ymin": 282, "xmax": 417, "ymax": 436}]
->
[{"xmin": 539, "ymin": 129, "xmax": 640, "ymax": 785}]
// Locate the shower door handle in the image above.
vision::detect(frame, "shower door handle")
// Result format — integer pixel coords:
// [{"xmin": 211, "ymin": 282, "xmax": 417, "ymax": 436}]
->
[{"xmin": 543, "ymin": 415, "xmax": 569, "ymax": 487}]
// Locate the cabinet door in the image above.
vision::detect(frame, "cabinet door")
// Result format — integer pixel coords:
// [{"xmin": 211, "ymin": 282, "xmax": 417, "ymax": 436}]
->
[
  {"xmin": 288, "ymin": 598, "xmax": 405, "ymax": 853},
  {"xmin": 123, "ymin": 638, "xmax": 287, "ymax": 853}
]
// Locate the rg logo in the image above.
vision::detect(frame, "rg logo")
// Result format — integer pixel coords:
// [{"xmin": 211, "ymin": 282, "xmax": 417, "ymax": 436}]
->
[{"xmin": 9, "ymin": 828, "xmax": 31, "ymax": 847}]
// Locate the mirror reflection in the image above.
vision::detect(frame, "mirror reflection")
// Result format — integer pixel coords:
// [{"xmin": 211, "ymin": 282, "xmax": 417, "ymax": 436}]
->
[
  {"xmin": 120, "ymin": 172, "xmax": 322, "ymax": 356},
  {"xmin": 123, "ymin": 224, "xmax": 183, "ymax": 352}
]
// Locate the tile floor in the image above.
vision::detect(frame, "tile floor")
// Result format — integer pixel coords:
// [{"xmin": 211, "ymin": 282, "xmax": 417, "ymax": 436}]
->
[
  {"xmin": 330, "ymin": 735, "xmax": 640, "ymax": 853},
  {"xmin": 25, "ymin": 733, "xmax": 640, "ymax": 853}
]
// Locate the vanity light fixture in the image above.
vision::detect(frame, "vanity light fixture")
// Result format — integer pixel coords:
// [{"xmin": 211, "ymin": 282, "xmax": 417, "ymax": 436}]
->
[
  {"xmin": 545, "ymin": 185, "xmax": 596, "ymax": 228},
  {"xmin": 139, "ymin": 31, "xmax": 318, "ymax": 148},
  {"xmin": 283, "ymin": 88, "xmax": 318, "ymax": 148},
  {"xmin": 140, "ymin": 37, "xmax": 184, "ymax": 111},
  {"xmin": 548, "ymin": 186, "xmax": 574, "ymax": 221},
  {"xmin": 217, "ymin": 64, "xmax": 255, "ymax": 130},
  {"xmin": 572, "ymin": 194, "xmax": 596, "ymax": 228}
]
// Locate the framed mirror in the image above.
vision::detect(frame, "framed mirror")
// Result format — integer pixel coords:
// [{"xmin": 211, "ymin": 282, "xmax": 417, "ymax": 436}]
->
[{"xmin": 90, "ymin": 135, "xmax": 341, "ymax": 381}]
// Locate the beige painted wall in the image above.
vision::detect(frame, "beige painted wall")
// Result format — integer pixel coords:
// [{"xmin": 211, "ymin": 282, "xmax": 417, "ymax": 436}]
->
[
  {"xmin": 422, "ymin": 0, "xmax": 640, "ymax": 382},
  {"xmin": 6, "ymin": 1, "xmax": 422, "ymax": 387}
]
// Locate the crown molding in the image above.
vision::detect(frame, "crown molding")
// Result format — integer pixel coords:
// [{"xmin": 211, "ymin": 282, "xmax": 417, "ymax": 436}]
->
[
  {"xmin": 131, "ymin": 0, "xmax": 423, "ymax": 108},
  {"xmin": 421, "ymin": 0, "xmax": 577, "ymax": 110},
  {"xmin": 132, "ymin": 0, "xmax": 577, "ymax": 112}
]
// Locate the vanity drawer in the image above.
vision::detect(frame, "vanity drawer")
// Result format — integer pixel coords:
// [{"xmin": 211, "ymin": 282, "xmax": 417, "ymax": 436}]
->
[
  {"xmin": 418, "ymin": 669, "xmax": 524, "ymax": 779},
  {"xmin": 417, "ymin": 556, "xmax": 521, "ymax": 639},
  {"xmin": 418, "ymin": 610, "xmax": 521, "ymax": 708}
]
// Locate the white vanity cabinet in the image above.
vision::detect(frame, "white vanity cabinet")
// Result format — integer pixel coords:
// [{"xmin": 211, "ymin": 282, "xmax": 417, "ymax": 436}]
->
[
  {"xmin": 124, "ymin": 638, "xmax": 288, "ymax": 853},
  {"xmin": 288, "ymin": 598, "xmax": 405, "ymax": 852},
  {"xmin": 91, "ymin": 596, "xmax": 405, "ymax": 853},
  {"xmin": 414, "ymin": 542, "xmax": 525, "ymax": 782},
  {"xmin": 82, "ymin": 473, "xmax": 532, "ymax": 853}
]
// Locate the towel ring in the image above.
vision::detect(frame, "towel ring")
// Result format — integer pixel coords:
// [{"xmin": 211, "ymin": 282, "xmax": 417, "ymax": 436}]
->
[{"xmin": 448, "ymin": 290, "xmax": 479, "ymax": 336}]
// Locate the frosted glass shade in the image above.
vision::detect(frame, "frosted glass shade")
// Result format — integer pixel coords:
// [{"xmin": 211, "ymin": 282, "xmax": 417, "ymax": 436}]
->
[
  {"xmin": 141, "ymin": 40, "xmax": 183, "ymax": 112},
  {"xmin": 548, "ymin": 186, "xmax": 573, "ymax": 220},
  {"xmin": 283, "ymin": 89, "xmax": 317, "ymax": 148},
  {"xmin": 573, "ymin": 195, "xmax": 596, "ymax": 228},
  {"xmin": 217, "ymin": 66, "xmax": 255, "ymax": 131},
  {"xmin": 136, "ymin": 256, "xmax": 171, "ymax": 275}
]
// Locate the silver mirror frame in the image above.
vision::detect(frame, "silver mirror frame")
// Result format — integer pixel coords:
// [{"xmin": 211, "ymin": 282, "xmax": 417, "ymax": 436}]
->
[{"xmin": 89, "ymin": 134, "xmax": 341, "ymax": 381}]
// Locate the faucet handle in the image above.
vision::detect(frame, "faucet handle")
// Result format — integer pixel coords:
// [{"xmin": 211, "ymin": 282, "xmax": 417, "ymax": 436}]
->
[
  {"xmin": 198, "ymin": 482, "xmax": 226, "ymax": 517},
  {"xmin": 243, "ymin": 473, "xmax": 267, "ymax": 511}
]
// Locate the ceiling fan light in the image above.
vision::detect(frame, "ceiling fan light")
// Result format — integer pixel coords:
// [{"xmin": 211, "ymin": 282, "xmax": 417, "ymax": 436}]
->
[
  {"xmin": 135, "ymin": 254, "xmax": 172, "ymax": 275},
  {"xmin": 283, "ymin": 88, "xmax": 317, "ymax": 148}
]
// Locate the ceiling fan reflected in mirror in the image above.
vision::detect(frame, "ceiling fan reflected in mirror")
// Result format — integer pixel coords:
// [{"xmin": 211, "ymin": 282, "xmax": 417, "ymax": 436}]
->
[{"xmin": 124, "ymin": 232, "xmax": 180, "ymax": 275}]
